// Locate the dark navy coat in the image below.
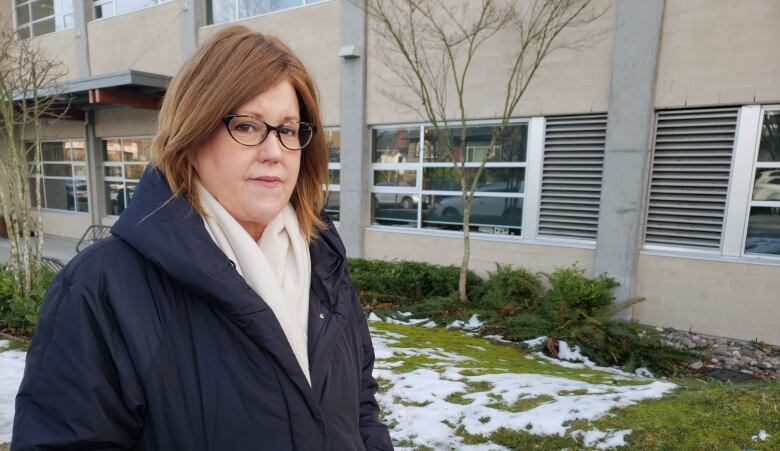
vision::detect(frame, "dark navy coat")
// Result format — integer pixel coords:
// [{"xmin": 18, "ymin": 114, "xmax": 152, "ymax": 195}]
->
[{"xmin": 11, "ymin": 169, "xmax": 394, "ymax": 450}]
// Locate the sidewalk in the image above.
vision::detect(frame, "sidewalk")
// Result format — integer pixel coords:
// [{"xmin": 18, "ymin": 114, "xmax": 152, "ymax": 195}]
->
[{"xmin": 0, "ymin": 234, "xmax": 80, "ymax": 266}]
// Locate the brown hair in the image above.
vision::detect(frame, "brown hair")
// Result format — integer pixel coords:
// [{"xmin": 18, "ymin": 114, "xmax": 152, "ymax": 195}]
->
[{"xmin": 150, "ymin": 26, "xmax": 328, "ymax": 241}]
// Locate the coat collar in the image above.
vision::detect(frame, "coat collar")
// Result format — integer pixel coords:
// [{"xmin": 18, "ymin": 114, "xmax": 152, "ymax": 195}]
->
[{"xmin": 111, "ymin": 167, "xmax": 347, "ymax": 420}]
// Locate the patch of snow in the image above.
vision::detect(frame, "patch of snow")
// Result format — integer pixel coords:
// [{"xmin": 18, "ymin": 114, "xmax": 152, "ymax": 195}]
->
[
  {"xmin": 446, "ymin": 314, "xmax": 483, "ymax": 331},
  {"xmin": 752, "ymin": 430, "xmax": 771, "ymax": 442},
  {"xmin": 407, "ymin": 317, "xmax": 431, "ymax": 325},
  {"xmin": 421, "ymin": 321, "xmax": 437, "ymax": 329},
  {"xmin": 370, "ymin": 325, "xmax": 677, "ymax": 450},
  {"xmin": 446, "ymin": 319, "xmax": 465, "ymax": 329},
  {"xmin": 399, "ymin": 311, "xmax": 414, "ymax": 317},
  {"xmin": 634, "ymin": 368, "xmax": 654, "ymax": 378},
  {"xmin": 522, "ymin": 336, "xmax": 547, "ymax": 348},
  {"xmin": 368, "ymin": 312, "xmax": 383, "ymax": 322},
  {"xmin": 0, "ymin": 349, "xmax": 26, "ymax": 442},
  {"xmin": 0, "ymin": 340, "xmax": 9, "ymax": 349},
  {"xmin": 483, "ymin": 334, "xmax": 512, "ymax": 344},
  {"xmin": 558, "ymin": 340, "xmax": 596, "ymax": 366},
  {"xmin": 467, "ymin": 345, "xmax": 487, "ymax": 351},
  {"xmin": 571, "ymin": 429, "xmax": 632, "ymax": 449}
]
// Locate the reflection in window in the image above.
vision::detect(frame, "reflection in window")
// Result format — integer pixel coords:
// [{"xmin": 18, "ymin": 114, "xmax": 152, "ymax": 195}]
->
[
  {"xmin": 15, "ymin": 0, "xmax": 74, "ymax": 38},
  {"xmin": 370, "ymin": 123, "xmax": 528, "ymax": 236},
  {"xmin": 102, "ymin": 137, "xmax": 151, "ymax": 216},
  {"xmin": 209, "ymin": 0, "xmax": 325, "ymax": 25},
  {"xmin": 93, "ymin": 0, "xmax": 162, "ymax": 20},
  {"xmin": 746, "ymin": 110, "xmax": 780, "ymax": 257},
  {"xmin": 27, "ymin": 140, "xmax": 89, "ymax": 213},
  {"xmin": 323, "ymin": 128, "xmax": 340, "ymax": 220}
]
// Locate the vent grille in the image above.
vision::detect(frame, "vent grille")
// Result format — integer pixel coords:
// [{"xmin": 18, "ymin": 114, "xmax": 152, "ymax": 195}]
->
[
  {"xmin": 644, "ymin": 107, "xmax": 738, "ymax": 249},
  {"xmin": 538, "ymin": 114, "xmax": 607, "ymax": 239}
]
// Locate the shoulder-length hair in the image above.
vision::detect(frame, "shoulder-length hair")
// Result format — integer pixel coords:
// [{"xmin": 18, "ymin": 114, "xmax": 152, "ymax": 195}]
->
[{"xmin": 150, "ymin": 25, "xmax": 328, "ymax": 241}]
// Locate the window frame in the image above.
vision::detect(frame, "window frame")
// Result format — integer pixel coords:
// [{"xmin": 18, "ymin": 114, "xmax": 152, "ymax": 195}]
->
[
  {"xmin": 14, "ymin": 0, "xmax": 74, "ymax": 38},
  {"xmin": 369, "ymin": 118, "xmax": 531, "ymax": 238},
  {"xmin": 28, "ymin": 139, "xmax": 89, "ymax": 214},
  {"xmin": 323, "ymin": 126, "xmax": 340, "ymax": 222},
  {"xmin": 101, "ymin": 136, "xmax": 152, "ymax": 218},
  {"xmin": 206, "ymin": 0, "xmax": 329, "ymax": 26}
]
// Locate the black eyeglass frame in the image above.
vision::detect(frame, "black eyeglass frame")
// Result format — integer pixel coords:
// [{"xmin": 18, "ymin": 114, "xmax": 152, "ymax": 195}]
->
[{"xmin": 221, "ymin": 114, "xmax": 318, "ymax": 150}]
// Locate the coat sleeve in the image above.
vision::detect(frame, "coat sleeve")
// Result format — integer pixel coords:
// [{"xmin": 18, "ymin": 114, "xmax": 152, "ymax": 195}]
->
[
  {"xmin": 11, "ymin": 269, "xmax": 146, "ymax": 450},
  {"xmin": 353, "ymin": 289, "xmax": 395, "ymax": 451}
]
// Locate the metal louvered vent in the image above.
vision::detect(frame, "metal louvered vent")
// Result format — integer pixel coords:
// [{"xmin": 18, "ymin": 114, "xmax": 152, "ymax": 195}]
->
[
  {"xmin": 538, "ymin": 114, "xmax": 607, "ymax": 239},
  {"xmin": 644, "ymin": 107, "xmax": 738, "ymax": 249}
]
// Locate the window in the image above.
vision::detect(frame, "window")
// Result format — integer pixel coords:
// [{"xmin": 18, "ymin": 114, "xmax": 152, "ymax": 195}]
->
[
  {"xmin": 208, "ymin": 0, "xmax": 325, "ymax": 25},
  {"xmin": 15, "ymin": 0, "xmax": 74, "ymax": 38},
  {"xmin": 27, "ymin": 140, "xmax": 89, "ymax": 213},
  {"xmin": 324, "ymin": 128, "xmax": 340, "ymax": 221},
  {"xmin": 92, "ymin": 0, "xmax": 163, "ymax": 20},
  {"xmin": 102, "ymin": 137, "xmax": 150, "ymax": 216},
  {"xmin": 370, "ymin": 122, "xmax": 528, "ymax": 236},
  {"xmin": 744, "ymin": 109, "xmax": 780, "ymax": 256}
]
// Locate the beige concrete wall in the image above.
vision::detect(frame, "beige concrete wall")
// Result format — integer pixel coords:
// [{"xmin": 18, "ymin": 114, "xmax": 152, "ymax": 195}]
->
[
  {"xmin": 88, "ymin": 0, "xmax": 183, "ymax": 76},
  {"xmin": 95, "ymin": 108, "xmax": 158, "ymax": 137},
  {"xmin": 31, "ymin": 29, "xmax": 80, "ymax": 81},
  {"xmin": 655, "ymin": 0, "xmax": 780, "ymax": 108},
  {"xmin": 199, "ymin": 0, "xmax": 341, "ymax": 126},
  {"xmin": 40, "ymin": 210, "xmax": 91, "ymax": 237},
  {"xmin": 23, "ymin": 118, "xmax": 85, "ymax": 141},
  {"xmin": 634, "ymin": 254, "xmax": 780, "ymax": 346},
  {"xmin": 364, "ymin": 229, "xmax": 594, "ymax": 277},
  {"xmin": 365, "ymin": 0, "xmax": 614, "ymax": 124}
]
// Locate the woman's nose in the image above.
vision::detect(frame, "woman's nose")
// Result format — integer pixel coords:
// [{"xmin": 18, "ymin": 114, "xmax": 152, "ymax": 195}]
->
[{"xmin": 257, "ymin": 131, "xmax": 285, "ymax": 161}]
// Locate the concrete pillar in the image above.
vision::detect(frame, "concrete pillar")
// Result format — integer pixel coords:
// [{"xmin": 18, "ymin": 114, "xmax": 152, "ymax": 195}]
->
[
  {"xmin": 72, "ymin": 0, "xmax": 91, "ymax": 78},
  {"xmin": 593, "ymin": 0, "xmax": 665, "ymax": 317},
  {"xmin": 180, "ymin": 0, "xmax": 207, "ymax": 61},
  {"xmin": 84, "ymin": 110, "xmax": 103, "ymax": 225},
  {"xmin": 338, "ymin": 0, "xmax": 368, "ymax": 258}
]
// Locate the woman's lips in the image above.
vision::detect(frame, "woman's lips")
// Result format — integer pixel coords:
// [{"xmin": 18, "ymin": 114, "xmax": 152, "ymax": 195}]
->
[{"xmin": 249, "ymin": 176, "xmax": 283, "ymax": 187}]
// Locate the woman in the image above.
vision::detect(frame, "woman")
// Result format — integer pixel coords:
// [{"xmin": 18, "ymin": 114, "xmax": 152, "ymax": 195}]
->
[{"xmin": 12, "ymin": 26, "xmax": 394, "ymax": 451}]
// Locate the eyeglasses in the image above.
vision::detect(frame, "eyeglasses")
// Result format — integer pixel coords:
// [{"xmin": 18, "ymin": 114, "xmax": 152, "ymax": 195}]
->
[{"xmin": 221, "ymin": 114, "xmax": 317, "ymax": 150}]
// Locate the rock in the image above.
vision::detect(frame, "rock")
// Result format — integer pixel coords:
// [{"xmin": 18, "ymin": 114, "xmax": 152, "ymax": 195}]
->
[
  {"xmin": 655, "ymin": 327, "xmax": 664, "ymax": 332},
  {"xmin": 710, "ymin": 358, "xmax": 719, "ymax": 364},
  {"xmin": 690, "ymin": 361, "xmax": 704, "ymax": 370},
  {"xmin": 732, "ymin": 350, "xmax": 741, "ymax": 357},
  {"xmin": 724, "ymin": 358, "xmax": 739, "ymax": 368},
  {"xmin": 740, "ymin": 369, "xmax": 754, "ymax": 375},
  {"xmin": 758, "ymin": 362, "xmax": 773, "ymax": 370}
]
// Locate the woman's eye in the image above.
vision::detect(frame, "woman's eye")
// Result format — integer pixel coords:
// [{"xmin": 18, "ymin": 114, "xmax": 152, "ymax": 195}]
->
[
  {"xmin": 280, "ymin": 126, "xmax": 298, "ymax": 136},
  {"xmin": 234, "ymin": 122, "xmax": 259, "ymax": 133}
]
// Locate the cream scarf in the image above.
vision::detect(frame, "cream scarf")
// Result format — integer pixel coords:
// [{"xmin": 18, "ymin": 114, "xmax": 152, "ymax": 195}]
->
[{"xmin": 195, "ymin": 180, "xmax": 312, "ymax": 386}]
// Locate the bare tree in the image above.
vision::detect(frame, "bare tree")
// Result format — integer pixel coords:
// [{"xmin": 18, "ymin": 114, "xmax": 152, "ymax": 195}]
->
[
  {"xmin": 0, "ymin": 18, "xmax": 68, "ymax": 299},
  {"xmin": 364, "ymin": 0, "xmax": 607, "ymax": 302}
]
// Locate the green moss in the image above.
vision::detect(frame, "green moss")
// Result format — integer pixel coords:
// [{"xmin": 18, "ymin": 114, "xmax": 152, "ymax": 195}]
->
[
  {"xmin": 488, "ymin": 427, "xmax": 583, "ymax": 449},
  {"xmin": 445, "ymin": 392, "xmax": 473, "ymax": 405},
  {"xmin": 486, "ymin": 394, "xmax": 554, "ymax": 413},
  {"xmin": 375, "ymin": 376, "xmax": 392, "ymax": 394},
  {"xmin": 393, "ymin": 396, "xmax": 432, "ymax": 407},
  {"xmin": 571, "ymin": 380, "xmax": 780, "ymax": 450},
  {"xmin": 370, "ymin": 322, "xmax": 628, "ymax": 384},
  {"xmin": 454, "ymin": 425, "xmax": 489, "ymax": 445},
  {"xmin": 558, "ymin": 388, "xmax": 589, "ymax": 396},
  {"xmin": 0, "ymin": 336, "xmax": 29, "ymax": 352}
]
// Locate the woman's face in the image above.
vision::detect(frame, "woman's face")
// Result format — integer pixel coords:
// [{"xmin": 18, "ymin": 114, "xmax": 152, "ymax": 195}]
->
[{"xmin": 193, "ymin": 80, "xmax": 302, "ymax": 240}]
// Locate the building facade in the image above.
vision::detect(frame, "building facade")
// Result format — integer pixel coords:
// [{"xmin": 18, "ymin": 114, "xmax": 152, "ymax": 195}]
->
[{"xmin": 1, "ymin": 0, "xmax": 779, "ymax": 344}]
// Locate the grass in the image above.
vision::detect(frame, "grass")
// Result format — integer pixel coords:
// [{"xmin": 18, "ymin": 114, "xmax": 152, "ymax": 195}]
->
[
  {"xmin": 370, "ymin": 321, "xmax": 780, "ymax": 450},
  {"xmin": 0, "ymin": 333, "xmax": 29, "ymax": 352}
]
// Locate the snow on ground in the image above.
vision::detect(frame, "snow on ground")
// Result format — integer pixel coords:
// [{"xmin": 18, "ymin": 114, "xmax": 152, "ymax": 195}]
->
[
  {"xmin": 371, "ymin": 326, "xmax": 677, "ymax": 450},
  {"xmin": 0, "ymin": 340, "xmax": 26, "ymax": 443},
  {"xmin": 752, "ymin": 430, "xmax": 772, "ymax": 442}
]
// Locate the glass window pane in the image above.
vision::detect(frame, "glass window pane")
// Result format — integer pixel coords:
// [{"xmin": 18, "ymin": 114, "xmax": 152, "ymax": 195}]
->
[
  {"xmin": 238, "ymin": 0, "xmax": 300, "ymax": 18},
  {"xmin": 69, "ymin": 141, "xmax": 86, "ymax": 161},
  {"xmin": 325, "ymin": 129, "xmax": 340, "ymax": 163},
  {"xmin": 44, "ymin": 178, "xmax": 74, "ymax": 211},
  {"xmin": 374, "ymin": 170, "xmax": 416, "ymax": 188},
  {"xmin": 104, "ymin": 166, "xmax": 122, "ymax": 177},
  {"xmin": 115, "ymin": 0, "xmax": 159, "ymax": 15},
  {"xmin": 422, "ymin": 194, "xmax": 522, "ymax": 235},
  {"xmin": 122, "ymin": 138, "xmax": 151, "ymax": 162},
  {"xmin": 32, "ymin": 17, "xmax": 55, "ymax": 36},
  {"xmin": 328, "ymin": 170, "xmax": 340, "ymax": 185},
  {"xmin": 371, "ymin": 193, "xmax": 417, "ymax": 227},
  {"xmin": 758, "ymin": 111, "xmax": 780, "ymax": 163},
  {"xmin": 744, "ymin": 206, "xmax": 780, "ymax": 256},
  {"xmin": 372, "ymin": 127, "xmax": 420, "ymax": 163},
  {"xmin": 752, "ymin": 168, "xmax": 780, "ymax": 201},
  {"xmin": 16, "ymin": 5, "xmax": 31, "ymax": 25},
  {"xmin": 94, "ymin": 3, "xmax": 107, "ymax": 18},
  {"xmin": 209, "ymin": 0, "xmax": 236, "ymax": 24},
  {"xmin": 31, "ymin": 0, "xmax": 54, "ymax": 20},
  {"xmin": 42, "ymin": 141, "xmax": 69, "ymax": 161},
  {"xmin": 126, "ymin": 181, "xmax": 138, "ymax": 205},
  {"xmin": 43, "ymin": 163, "xmax": 72, "ymax": 177},
  {"xmin": 124, "ymin": 164, "xmax": 146, "ymax": 180},
  {"xmin": 102, "ymin": 140, "xmax": 122, "ymax": 162},
  {"xmin": 16, "ymin": 26, "xmax": 31, "ymax": 39},
  {"xmin": 73, "ymin": 179, "xmax": 89, "ymax": 212},
  {"xmin": 423, "ymin": 167, "xmax": 525, "ymax": 193},
  {"xmin": 105, "ymin": 181, "xmax": 126, "ymax": 215},
  {"xmin": 424, "ymin": 123, "xmax": 528, "ymax": 163},
  {"xmin": 324, "ymin": 191, "xmax": 339, "ymax": 221},
  {"xmin": 73, "ymin": 165, "xmax": 86, "ymax": 177}
]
